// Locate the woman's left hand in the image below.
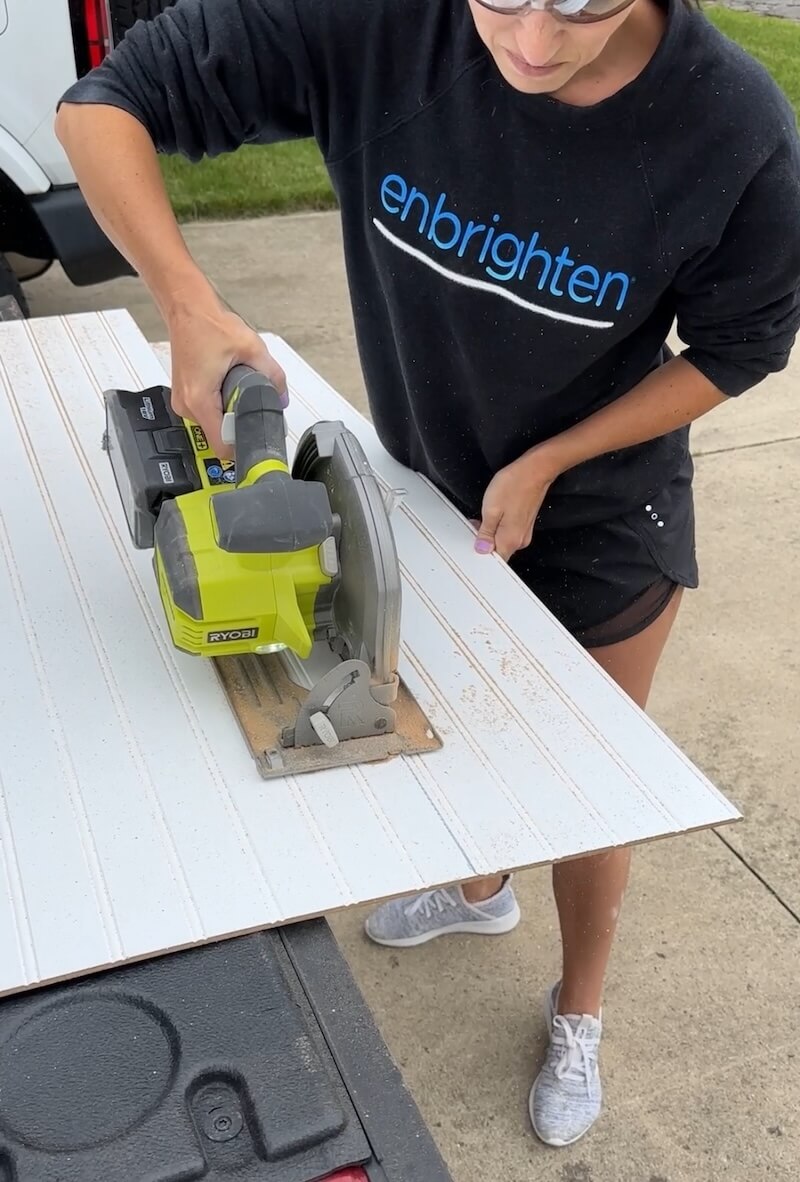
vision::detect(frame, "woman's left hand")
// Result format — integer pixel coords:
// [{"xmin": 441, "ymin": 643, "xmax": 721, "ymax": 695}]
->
[{"xmin": 474, "ymin": 448, "xmax": 561, "ymax": 562}]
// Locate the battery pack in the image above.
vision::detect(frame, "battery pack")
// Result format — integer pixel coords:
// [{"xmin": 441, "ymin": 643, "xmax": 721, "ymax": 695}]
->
[{"xmin": 103, "ymin": 384, "xmax": 201, "ymax": 548}]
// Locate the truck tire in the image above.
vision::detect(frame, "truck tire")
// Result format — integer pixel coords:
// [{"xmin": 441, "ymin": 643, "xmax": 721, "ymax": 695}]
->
[
  {"xmin": 110, "ymin": 0, "xmax": 173, "ymax": 42},
  {"xmin": 0, "ymin": 253, "xmax": 29, "ymax": 318}
]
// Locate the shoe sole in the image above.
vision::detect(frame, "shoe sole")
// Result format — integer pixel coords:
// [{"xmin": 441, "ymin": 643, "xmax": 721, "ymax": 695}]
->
[{"xmin": 365, "ymin": 900, "xmax": 522, "ymax": 948}]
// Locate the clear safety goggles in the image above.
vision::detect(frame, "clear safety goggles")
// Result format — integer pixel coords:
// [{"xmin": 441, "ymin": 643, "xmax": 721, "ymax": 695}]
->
[{"xmin": 473, "ymin": 0, "xmax": 638, "ymax": 23}]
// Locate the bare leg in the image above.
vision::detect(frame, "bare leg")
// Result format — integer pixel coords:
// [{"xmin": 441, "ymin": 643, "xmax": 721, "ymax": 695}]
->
[
  {"xmin": 553, "ymin": 589, "xmax": 683, "ymax": 1017},
  {"xmin": 463, "ymin": 875, "xmax": 505, "ymax": 903}
]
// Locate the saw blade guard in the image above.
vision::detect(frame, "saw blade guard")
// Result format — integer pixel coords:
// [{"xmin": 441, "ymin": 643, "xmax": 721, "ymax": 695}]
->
[{"xmin": 292, "ymin": 422, "xmax": 401, "ymax": 700}]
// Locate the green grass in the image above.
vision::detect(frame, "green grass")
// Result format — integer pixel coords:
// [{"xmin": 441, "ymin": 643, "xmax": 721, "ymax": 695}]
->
[
  {"xmin": 161, "ymin": 139, "xmax": 335, "ymax": 220},
  {"xmin": 161, "ymin": 7, "xmax": 800, "ymax": 222}
]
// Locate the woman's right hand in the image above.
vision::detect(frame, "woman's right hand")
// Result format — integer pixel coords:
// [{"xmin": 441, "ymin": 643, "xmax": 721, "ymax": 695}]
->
[{"xmin": 166, "ymin": 288, "xmax": 287, "ymax": 459}]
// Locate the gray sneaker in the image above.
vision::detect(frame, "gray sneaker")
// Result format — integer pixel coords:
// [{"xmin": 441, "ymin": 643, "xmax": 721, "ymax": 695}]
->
[
  {"xmin": 528, "ymin": 983, "xmax": 603, "ymax": 1147},
  {"xmin": 364, "ymin": 877, "xmax": 521, "ymax": 948}
]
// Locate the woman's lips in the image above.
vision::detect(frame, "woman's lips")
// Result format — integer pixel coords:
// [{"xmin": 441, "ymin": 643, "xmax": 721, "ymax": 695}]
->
[{"xmin": 505, "ymin": 48, "xmax": 563, "ymax": 77}]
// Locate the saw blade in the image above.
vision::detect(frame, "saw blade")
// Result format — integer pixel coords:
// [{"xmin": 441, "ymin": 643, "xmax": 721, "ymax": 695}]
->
[{"xmin": 292, "ymin": 422, "xmax": 401, "ymax": 693}]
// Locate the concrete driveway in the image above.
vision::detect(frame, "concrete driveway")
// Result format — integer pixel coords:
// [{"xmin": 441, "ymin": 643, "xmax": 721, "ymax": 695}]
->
[{"xmin": 28, "ymin": 212, "xmax": 800, "ymax": 1182}]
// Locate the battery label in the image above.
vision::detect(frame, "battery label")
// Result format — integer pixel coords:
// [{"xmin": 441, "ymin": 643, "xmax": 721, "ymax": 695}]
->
[{"xmin": 159, "ymin": 461, "xmax": 175, "ymax": 485}]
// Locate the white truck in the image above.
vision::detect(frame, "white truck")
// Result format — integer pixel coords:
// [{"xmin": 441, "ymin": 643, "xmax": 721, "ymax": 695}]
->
[{"xmin": 0, "ymin": 0, "xmax": 169, "ymax": 313}]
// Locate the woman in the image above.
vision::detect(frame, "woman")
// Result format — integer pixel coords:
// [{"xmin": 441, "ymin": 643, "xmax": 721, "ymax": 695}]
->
[{"xmin": 56, "ymin": 0, "xmax": 800, "ymax": 1146}]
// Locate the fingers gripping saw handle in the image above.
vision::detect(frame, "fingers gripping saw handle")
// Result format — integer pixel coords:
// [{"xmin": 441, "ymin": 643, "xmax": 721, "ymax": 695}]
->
[{"xmin": 220, "ymin": 365, "xmax": 289, "ymax": 483}]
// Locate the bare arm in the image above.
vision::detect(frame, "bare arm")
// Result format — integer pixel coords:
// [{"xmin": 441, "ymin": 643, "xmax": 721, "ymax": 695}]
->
[
  {"xmin": 55, "ymin": 104, "xmax": 211, "ymax": 317},
  {"xmin": 54, "ymin": 0, "xmax": 316, "ymax": 452},
  {"xmin": 57, "ymin": 101, "xmax": 282, "ymax": 455},
  {"xmin": 476, "ymin": 360, "xmax": 725, "ymax": 559},
  {"xmin": 535, "ymin": 357, "xmax": 726, "ymax": 478}
]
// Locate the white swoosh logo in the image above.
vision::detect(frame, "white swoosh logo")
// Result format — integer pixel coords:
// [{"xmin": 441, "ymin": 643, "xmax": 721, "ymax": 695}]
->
[{"xmin": 372, "ymin": 217, "xmax": 614, "ymax": 330}]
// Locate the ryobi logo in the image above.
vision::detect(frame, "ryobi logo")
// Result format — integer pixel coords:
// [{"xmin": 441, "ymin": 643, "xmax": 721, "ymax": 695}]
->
[{"xmin": 207, "ymin": 628, "xmax": 259, "ymax": 643}]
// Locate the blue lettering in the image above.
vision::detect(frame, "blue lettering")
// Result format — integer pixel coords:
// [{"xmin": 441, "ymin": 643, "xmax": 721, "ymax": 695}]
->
[
  {"xmin": 380, "ymin": 173, "xmax": 407, "ymax": 215},
  {"xmin": 486, "ymin": 233, "xmax": 525, "ymax": 282},
  {"xmin": 567, "ymin": 266, "xmax": 601, "ymax": 303},
  {"xmin": 519, "ymin": 233, "xmax": 552, "ymax": 291},
  {"xmin": 597, "ymin": 272, "xmax": 630, "ymax": 311},
  {"xmin": 478, "ymin": 230, "xmax": 495, "ymax": 263},
  {"xmin": 458, "ymin": 220, "xmax": 487, "ymax": 257},
  {"xmin": 427, "ymin": 193, "xmax": 462, "ymax": 251},
  {"xmin": 549, "ymin": 248, "xmax": 575, "ymax": 297},
  {"xmin": 478, "ymin": 217, "xmax": 501, "ymax": 264},
  {"xmin": 377, "ymin": 174, "xmax": 634, "ymax": 317},
  {"xmin": 401, "ymin": 187, "xmax": 431, "ymax": 235}
]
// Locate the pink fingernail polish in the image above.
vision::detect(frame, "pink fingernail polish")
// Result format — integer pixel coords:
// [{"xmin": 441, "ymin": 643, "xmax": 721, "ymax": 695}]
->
[{"xmin": 475, "ymin": 540, "xmax": 493, "ymax": 554}]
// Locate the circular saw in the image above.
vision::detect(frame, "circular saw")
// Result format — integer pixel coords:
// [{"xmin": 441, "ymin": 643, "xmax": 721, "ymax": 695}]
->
[{"xmin": 102, "ymin": 365, "xmax": 440, "ymax": 776}]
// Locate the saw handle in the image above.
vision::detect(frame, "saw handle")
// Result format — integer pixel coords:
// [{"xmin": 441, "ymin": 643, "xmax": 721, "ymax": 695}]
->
[{"xmin": 220, "ymin": 365, "xmax": 288, "ymax": 481}]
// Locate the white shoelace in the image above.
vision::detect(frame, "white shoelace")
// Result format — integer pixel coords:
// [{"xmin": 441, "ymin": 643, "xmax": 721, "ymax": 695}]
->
[
  {"xmin": 404, "ymin": 887, "xmax": 458, "ymax": 920},
  {"xmin": 549, "ymin": 1015, "xmax": 598, "ymax": 1097}
]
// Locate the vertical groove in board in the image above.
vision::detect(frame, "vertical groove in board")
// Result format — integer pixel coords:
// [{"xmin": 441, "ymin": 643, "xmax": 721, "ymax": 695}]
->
[
  {"xmin": 90, "ymin": 317, "xmax": 745, "ymax": 854},
  {"xmin": 0, "ymin": 310, "xmax": 740, "ymax": 997},
  {"xmin": 215, "ymin": 778, "xmax": 362, "ymax": 922},
  {"xmin": 397, "ymin": 584, "xmax": 616, "ymax": 859},
  {"xmin": 266, "ymin": 333, "xmax": 741, "ymax": 831},
  {"xmin": 132, "ymin": 333, "xmax": 498, "ymax": 869},
  {"xmin": 273, "ymin": 396, "xmax": 569, "ymax": 862},
  {"xmin": 0, "ymin": 507, "xmax": 120, "ymax": 965},
  {"xmin": 4, "ymin": 325, "xmax": 208, "ymax": 951},
  {"xmin": 0, "ymin": 347, "xmax": 123, "ymax": 975},
  {"xmin": 90, "ymin": 317, "xmax": 550, "ymax": 875},
  {"xmin": 274, "ymin": 382, "xmax": 644, "ymax": 852},
  {"xmin": 95, "ymin": 309, "xmax": 501, "ymax": 901},
  {"xmin": 345, "ymin": 757, "xmax": 477, "ymax": 887},
  {"xmin": 26, "ymin": 317, "xmax": 291, "ymax": 933},
  {"xmin": 84, "ymin": 312, "xmax": 432, "ymax": 910},
  {"xmin": 397, "ymin": 492, "xmax": 736, "ymax": 827},
  {"xmin": 28, "ymin": 324, "xmax": 285, "ymax": 944},
  {"xmin": 284, "ymin": 763, "xmax": 427, "ymax": 904},
  {"xmin": 394, "ymin": 523, "xmax": 680, "ymax": 842},
  {"xmin": 101, "ymin": 309, "xmax": 177, "ymax": 388},
  {"xmin": 0, "ymin": 769, "xmax": 36, "ymax": 990},
  {"xmin": 75, "ymin": 311, "xmax": 435, "ymax": 910},
  {"xmin": 128, "ymin": 320, "xmax": 740, "ymax": 843},
  {"xmin": 371, "ymin": 464, "xmax": 735, "ymax": 820}
]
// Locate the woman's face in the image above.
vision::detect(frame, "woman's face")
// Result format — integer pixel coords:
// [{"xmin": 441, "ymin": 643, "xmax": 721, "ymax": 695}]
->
[{"xmin": 467, "ymin": 0, "xmax": 643, "ymax": 98}]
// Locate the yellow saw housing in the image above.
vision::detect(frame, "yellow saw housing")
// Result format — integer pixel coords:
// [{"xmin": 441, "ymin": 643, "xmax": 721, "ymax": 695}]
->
[
  {"xmin": 104, "ymin": 366, "xmax": 339, "ymax": 660},
  {"xmin": 153, "ymin": 515, "xmax": 333, "ymax": 660}
]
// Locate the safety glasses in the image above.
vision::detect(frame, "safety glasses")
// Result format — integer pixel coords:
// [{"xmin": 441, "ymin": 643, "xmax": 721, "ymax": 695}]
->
[{"xmin": 473, "ymin": 0, "xmax": 638, "ymax": 24}]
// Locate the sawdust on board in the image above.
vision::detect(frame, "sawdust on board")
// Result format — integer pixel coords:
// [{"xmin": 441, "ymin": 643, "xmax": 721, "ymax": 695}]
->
[{"xmin": 214, "ymin": 652, "xmax": 440, "ymax": 779}]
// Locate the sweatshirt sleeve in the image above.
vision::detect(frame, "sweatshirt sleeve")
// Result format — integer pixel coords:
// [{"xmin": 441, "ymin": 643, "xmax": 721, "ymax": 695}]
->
[
  {"xmin": 674, "ymin": 129, "xmax": 800, "ymax": 396},
  {"xmin": 58, "ymin": 0, "xmax": 315, "ymax": 161}
]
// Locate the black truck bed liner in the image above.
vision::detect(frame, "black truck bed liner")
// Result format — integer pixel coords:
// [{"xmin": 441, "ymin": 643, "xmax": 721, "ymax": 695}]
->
[{"xmin": 0, "ymin": 918, "xmax": 452, "ymax": 1182}]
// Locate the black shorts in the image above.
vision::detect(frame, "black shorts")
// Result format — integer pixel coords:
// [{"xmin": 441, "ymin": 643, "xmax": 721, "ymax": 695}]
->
[{"xmin": 510, "ymin": 461, "xmax": 699, "ymax": 649}]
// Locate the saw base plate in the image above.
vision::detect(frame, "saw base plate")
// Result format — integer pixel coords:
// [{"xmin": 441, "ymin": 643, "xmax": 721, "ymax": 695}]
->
[{"xmin": 214, "ymin": 653, "xmax": 442, "ymax": 778}]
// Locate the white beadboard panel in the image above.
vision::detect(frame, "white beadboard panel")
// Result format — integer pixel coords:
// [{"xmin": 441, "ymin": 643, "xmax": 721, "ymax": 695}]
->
[
  {"xmin": 0, "ymin": 310, "xmax": 740, "ymax": 997},
  {"xmin": 258, "ymin": 330, "xmax": 740, "ymax": 833}
]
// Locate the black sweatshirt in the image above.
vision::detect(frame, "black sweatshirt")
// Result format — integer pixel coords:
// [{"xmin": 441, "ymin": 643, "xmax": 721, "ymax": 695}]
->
[{"xmin": 60, "ymin": 0, "xmax": 800, "ymax": 527}]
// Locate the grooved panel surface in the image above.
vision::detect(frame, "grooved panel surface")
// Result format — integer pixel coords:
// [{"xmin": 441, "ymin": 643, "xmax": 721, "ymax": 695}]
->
[{"xmin": 0, "ymin": 310, "xmax": 739, "ymax": 996}]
